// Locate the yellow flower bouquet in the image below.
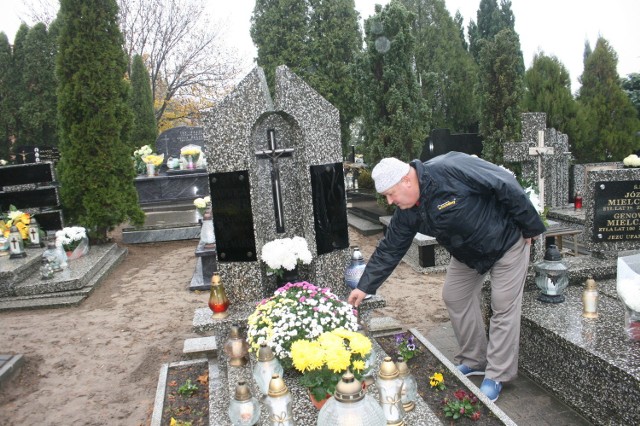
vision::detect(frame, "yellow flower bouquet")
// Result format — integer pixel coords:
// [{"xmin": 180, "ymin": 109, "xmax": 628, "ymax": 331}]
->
[
  {"xmin": 1, "ymin": 205, "xmax": 30, "ymax": 239},
  {"xmin": 142, "ymin": 153, "xmax": 164, "ymax": 166},
  {"xmin": 180, "ymin": 144, "xmax": 202, "ymax": 165},
  {"xmin": 290, "ymin": 328, "xmax": 373, "ymax": 401}
]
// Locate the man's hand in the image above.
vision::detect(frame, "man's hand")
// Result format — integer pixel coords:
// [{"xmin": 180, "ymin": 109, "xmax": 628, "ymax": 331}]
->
[{"xmin": 348, "ymin": 288, "xmax": 367, "ymax": 307}]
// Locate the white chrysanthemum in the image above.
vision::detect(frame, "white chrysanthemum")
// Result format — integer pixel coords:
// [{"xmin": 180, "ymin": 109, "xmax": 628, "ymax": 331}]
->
[{"xmin": 525, "ymin": 187, "xmax": 543, "ymax": 214}]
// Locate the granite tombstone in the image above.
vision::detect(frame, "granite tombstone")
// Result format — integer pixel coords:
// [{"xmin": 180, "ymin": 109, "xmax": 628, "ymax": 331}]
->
[{"xmin": 202, "ymin": 65, "xmax": 350, "ymax": 304}]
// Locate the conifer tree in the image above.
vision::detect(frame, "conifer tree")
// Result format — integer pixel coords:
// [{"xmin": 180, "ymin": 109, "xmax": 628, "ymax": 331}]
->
[
  {"xmin": 400, "ymin": 0, "xmax": 478, "ymax": 133},
  {"xmin": 477, "ymin": 29, "xmax": 523, "ymax": 164},
  {"xmin": 0, "ymin": 33, "xmax": 12, "ymax": 160},
  {"xmin": 250, "ymin": 0, "xmax": 310, "ymax": 94},
  {"xmin": 575, "ymin": 37, "xmax": 640, "ymax": 162},
  {"xmin": 306, "ymin": 0, "xmax": 361, "ymax": 155},
  {"xmin": 8, "ymin": 25, "xmax": 29, "ymax": 149},
  {"xmin": 129, "ymin": 54, "xmax": 157, "ymax": 151},
  {"xmin": 355, "ymin": 2, "xmax": 428, "ymax": 165},
  {"xmin": 523, "ymin": 53, "xmax": 581, "ymax": 150},
  {"xmin": 56, "ymin": 0, "xmax": 144, "ymax": 241},
  {"xmin": 20, "ymin": 23, "xmax": 58, "ymax": 148},
  {"xmin": 621, "ymin": 73, "xmax": 640, "ymax": 119}
]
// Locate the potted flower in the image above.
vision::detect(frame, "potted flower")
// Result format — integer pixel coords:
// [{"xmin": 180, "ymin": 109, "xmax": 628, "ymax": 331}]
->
[
  {"xmin": 55, "ymin": 226, "xmax": 89, "ymax": 260},
  {"xmin": 193, "ymin": 196, "xmax": 211, "ymax": 220},
  {"xmin": 290, "ymin": 328, "xmax": 373, "ymax": 405},
  {"xmin": 132, "ymin": 145, "xmax": 152, "ymax": 175},
  {"xmin": 246, "ymin": 281, "xmax": 359, "ymax": 369},
  {"xmin": 180, "ymin": 145, "xmax": 202, "ymax": 169},
  {"xmin": 260, "ymin": 236, "xmax": 312, "ymax": 282},
  {"xmin": 142, "ymin": 153, "xmax": 164, "ymax": 176}
]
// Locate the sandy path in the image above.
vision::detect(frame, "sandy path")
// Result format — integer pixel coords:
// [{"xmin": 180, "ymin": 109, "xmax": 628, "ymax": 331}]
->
[{"xmin": 0, "ymin": 229, "xmax": 447, "ymax": 425}]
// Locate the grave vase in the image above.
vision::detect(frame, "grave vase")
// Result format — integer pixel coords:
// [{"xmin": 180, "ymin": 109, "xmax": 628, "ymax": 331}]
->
[
  {"xmin": 146, "ymin": 163, "xmax": 155, "ymax": 177},
  {"xmin": 277, "ymin": 266, "xmax": 299, "ymax": 287}
]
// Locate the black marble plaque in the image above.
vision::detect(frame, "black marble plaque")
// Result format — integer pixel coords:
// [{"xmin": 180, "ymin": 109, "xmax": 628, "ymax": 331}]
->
[
  {"xmin": 0, "ymin": 163, "xmax": 54, "ymax": 188},
  {"xmin": 33, "ymin": 210, "xmax": 64, "ymax": 231},
  {"xmin": 155, "ymin": 126, "xmax": 204, "ymax": 161},
  {"xmin": 593, "ymin": 180, "xmax": 640, "ymax": 242},
  {"xmin": 0, "ymin": 187, "xmax": 58, "ymax": 210},
  {"xmin": 310, "ymin": 163, "xmax": 349, "ymax": 255},
  {"xmin": 209, "ymin": 171, "xmax": 257, "ymax": 262},
  {"xmin": 12, "ymin": 146, "xmax": 60, "ymax": 164}
]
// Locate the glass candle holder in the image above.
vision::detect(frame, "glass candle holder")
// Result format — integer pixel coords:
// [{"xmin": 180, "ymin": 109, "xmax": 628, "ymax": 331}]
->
[
  {"xmin": 376, "ymin": 357, "xmax": 405, "ymax": 425},
  {"xmin": 252, "ymin": 343, "xmax": 283, "ymax": 395},
  {"xmin": 228, "ymin": 380, "xmax": 260, "ymax": 426},
  {"xmin": 208, "ymin": 273, "xmax": 229, "ymax": 318},
  {"xmin": 265, "ymin": 374, "xmax": 294, "ymax": 426}
]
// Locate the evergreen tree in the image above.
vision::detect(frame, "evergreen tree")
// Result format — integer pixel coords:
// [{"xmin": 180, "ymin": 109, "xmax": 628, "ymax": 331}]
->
[
  {"xmin": 621, "ymin": 73, "xmax": 640, "ymax": 119},
  {"xmin": 354, "ymin": 2, "xmax": 428, "ymax": 166},
  {"xmin": 306, "ymin": 0, "xmax": 361, "ymax": 156},
  {"xmin": 477, "ymin": 29, "xmax": 523, "ymax": 164},
  {"xmin": 468, "ymin": 0, "xmax": 518, "ymax": 66},
  {"xmin": 56, "ymin": 0, "xmax": 144, "ymax": 241},
  {"xmin": 523, "ymin": 53, "xmax": 580, "ymax": 150},
  {"xmin": 129, "ymin": 54, "xmax": 157, "ymax": 151},
  {"xmin": 453, "ymin": 11, "xmax": 468, "ymax": 51},
  {"xmin": 0, "ymin": 33, "xmax": 12, "ymax": 160},
  {"xmin": 400, "ymin": 0, "xmax": 478, "ymax": 133},
  {"xmin": 8, "ymin": 24, "xmax": 29, "ymax": 150},
  {"xmin": 575, "ymin": 37, "xmax": 640, "ymax": 162},
  {"xmin": 20, "ymin": 23, "xmax": 58, "ymax": 148},
  {"xmin": 250, "ymin": 0, "xmax": 310, "ymax": 94}
]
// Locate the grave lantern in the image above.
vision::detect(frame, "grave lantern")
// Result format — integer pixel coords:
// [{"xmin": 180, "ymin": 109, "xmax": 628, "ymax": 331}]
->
[
  {"xmin": 396, "ymin": 357, "xmax": 417, "ymax": 412},
  {"xmin": 375, "ymin": 357, "xmax": 405, "ymax": 425},
  {"xmin": 208, "ymin": 273, "xmax": 229, "ymax": 318},
  {"xmin": 264, "ymin": 374, "xmax": 294, "ymax": 426},
  {"xmin": 223, "ymin": 324, "xmax": 250, "ymax": 367},
  {"xmin": 228, "ymin": 380, "xmax": 260, "ymax": 426},
  {"xmin": 534, "ymin": 244, "xmax": 569, "ymax": 303},
  {"xmin": 27, "ymin": 218, "xmax": 43, "ymax": 248},
  {"xmin": 252, "ymin": 343, "xmax": 283, "ymax": 395},
  {"xmin": 317, "ymin": 371, "xmax": 386, "ymax": 426},
  {"xmin": 8, "ymin": 225, "xmax": 27, "ymax": 259}
]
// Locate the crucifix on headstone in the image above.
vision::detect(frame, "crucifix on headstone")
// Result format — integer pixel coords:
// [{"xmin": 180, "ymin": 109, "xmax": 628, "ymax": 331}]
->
[
  {"xmin": 18, "ymin": 150, "xmax": 28, "ymax": 163},
  {"xmin": 528, "ymin": 130, "xmax": 554, "ymax": 211},
  {"xmin": 255, "ymin": 129, "xmax": 294, "ymax": 233}
]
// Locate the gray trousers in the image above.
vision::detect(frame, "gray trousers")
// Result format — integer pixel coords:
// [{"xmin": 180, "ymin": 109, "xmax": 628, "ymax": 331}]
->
[{"xmin": 442, "ymin": 237, "xmax": 530, "ymax": 382}]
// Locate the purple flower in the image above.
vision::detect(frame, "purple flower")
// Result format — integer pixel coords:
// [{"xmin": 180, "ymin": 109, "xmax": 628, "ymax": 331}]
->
[
  {"xmin": 394, "ymin": 333, "xmax": 404, "ymax": 344},
  {"xmin": 299, "ymin": 296, "xmax": 306, "ymax": 303}
]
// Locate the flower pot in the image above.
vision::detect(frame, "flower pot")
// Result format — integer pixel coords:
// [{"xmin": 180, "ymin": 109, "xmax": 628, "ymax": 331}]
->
[
  {"xmin": 146, "ymin": 163, "xmax": 156, "ymax": 177},
  {"xmin": 277, "ymin": 266, "xmax": 299, "ymax": 286},
  {"xmin": 308, "ymin": 390, "xmax": 331, "ymax": 410}
]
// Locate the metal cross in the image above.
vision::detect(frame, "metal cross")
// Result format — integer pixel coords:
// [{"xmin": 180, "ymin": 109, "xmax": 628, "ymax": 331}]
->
[
  {"xmin": 528, "ymin": 130, "xmax": 554, "ymax": 211},
  {"xmin": 255, "ymin": 129, "xmax": 294, "ymax": 233}
]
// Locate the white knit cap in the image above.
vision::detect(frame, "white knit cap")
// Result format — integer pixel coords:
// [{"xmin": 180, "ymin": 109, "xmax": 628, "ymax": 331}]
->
[{"xmin": 372, "ymin": 157, "xmax": 410, "ymax": 193}]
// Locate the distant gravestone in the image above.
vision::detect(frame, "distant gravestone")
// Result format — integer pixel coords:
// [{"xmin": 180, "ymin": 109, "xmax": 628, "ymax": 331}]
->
[
  {"xmin": 155, "ymin": 126, "xmax": 204, "ymax": 162},
  {"xmin": 504, "ymin": 112, "xmax": 572, "ymax": 208},
  {"xmin": 202, "ymin": 65, "xmax": 350, "ymax": 304},
  {"xmin": 420, "ymin": 128, "xmax": 483, "ymax": 161},
  {"xmin": 12, "ymin": 146, "xmax": 60, "ymax": 164}
]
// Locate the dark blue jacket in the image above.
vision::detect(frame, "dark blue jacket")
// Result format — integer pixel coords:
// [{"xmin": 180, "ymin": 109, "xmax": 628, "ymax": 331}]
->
[{"xmin": 357, "ymin": 152, "xmax": 546, "ymax": 294}]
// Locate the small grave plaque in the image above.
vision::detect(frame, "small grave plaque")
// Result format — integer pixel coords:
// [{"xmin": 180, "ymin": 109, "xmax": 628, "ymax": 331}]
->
[
  {"xmin": 593, "ymin": 180, "xmax": 640, "ymax": 242},
  {"xmin": 209, "ymin": 170, "xmax": 257, "ymax": 262},
  {"xmin": 310, "ymin": 163, "xmax": 349, "ymax": 255}
]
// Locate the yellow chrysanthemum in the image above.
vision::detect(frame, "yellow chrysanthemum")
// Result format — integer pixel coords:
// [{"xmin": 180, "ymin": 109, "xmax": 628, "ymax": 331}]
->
[
  {"xmin": 318, "ymin": 331, "xmax": 344, "ymax": 350},
  {"xmin": 347, "ymin": 333, "xmax": 372, "ymax": 357},
  {"xmin": 19, "ymin": 213, "xmax": 30, "ymax": 225},
  {"xmin": 324, "ymin": 346, "xmax": 351, "ymax": 373},
  {"xmin": 351, "ymin": 359, "xmax": 366, "ymax": 372},
  {"xmin": 291, "ymin": 340, "xmax": 324, "ymax": 372}
]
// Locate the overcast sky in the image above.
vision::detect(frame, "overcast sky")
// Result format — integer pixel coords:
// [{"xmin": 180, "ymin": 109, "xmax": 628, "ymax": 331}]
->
[{"xmin": 1, "ymin": 0, "xmax": 638, "ymax": 94}]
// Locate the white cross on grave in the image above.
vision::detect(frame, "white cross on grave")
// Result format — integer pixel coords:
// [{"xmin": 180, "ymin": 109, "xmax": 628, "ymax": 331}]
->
[{"xmin": 528, "ymin": 130, "xmax": 554, "ymax": 211}]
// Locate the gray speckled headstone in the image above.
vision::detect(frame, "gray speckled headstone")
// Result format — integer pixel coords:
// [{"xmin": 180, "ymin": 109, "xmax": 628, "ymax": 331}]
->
[
  {"xmin": 503, "ymin": 112, "xmax": 571, "ymax": 209},
  {"xmin": 202, "ymin": 66, "xmax": 349, "ymax": 306}
]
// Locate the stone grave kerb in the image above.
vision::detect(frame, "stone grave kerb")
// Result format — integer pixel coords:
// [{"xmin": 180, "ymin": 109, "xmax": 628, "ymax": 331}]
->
[{"xmin": 202, "ymin": 65, "xmax": 349, "ymax": 309}]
